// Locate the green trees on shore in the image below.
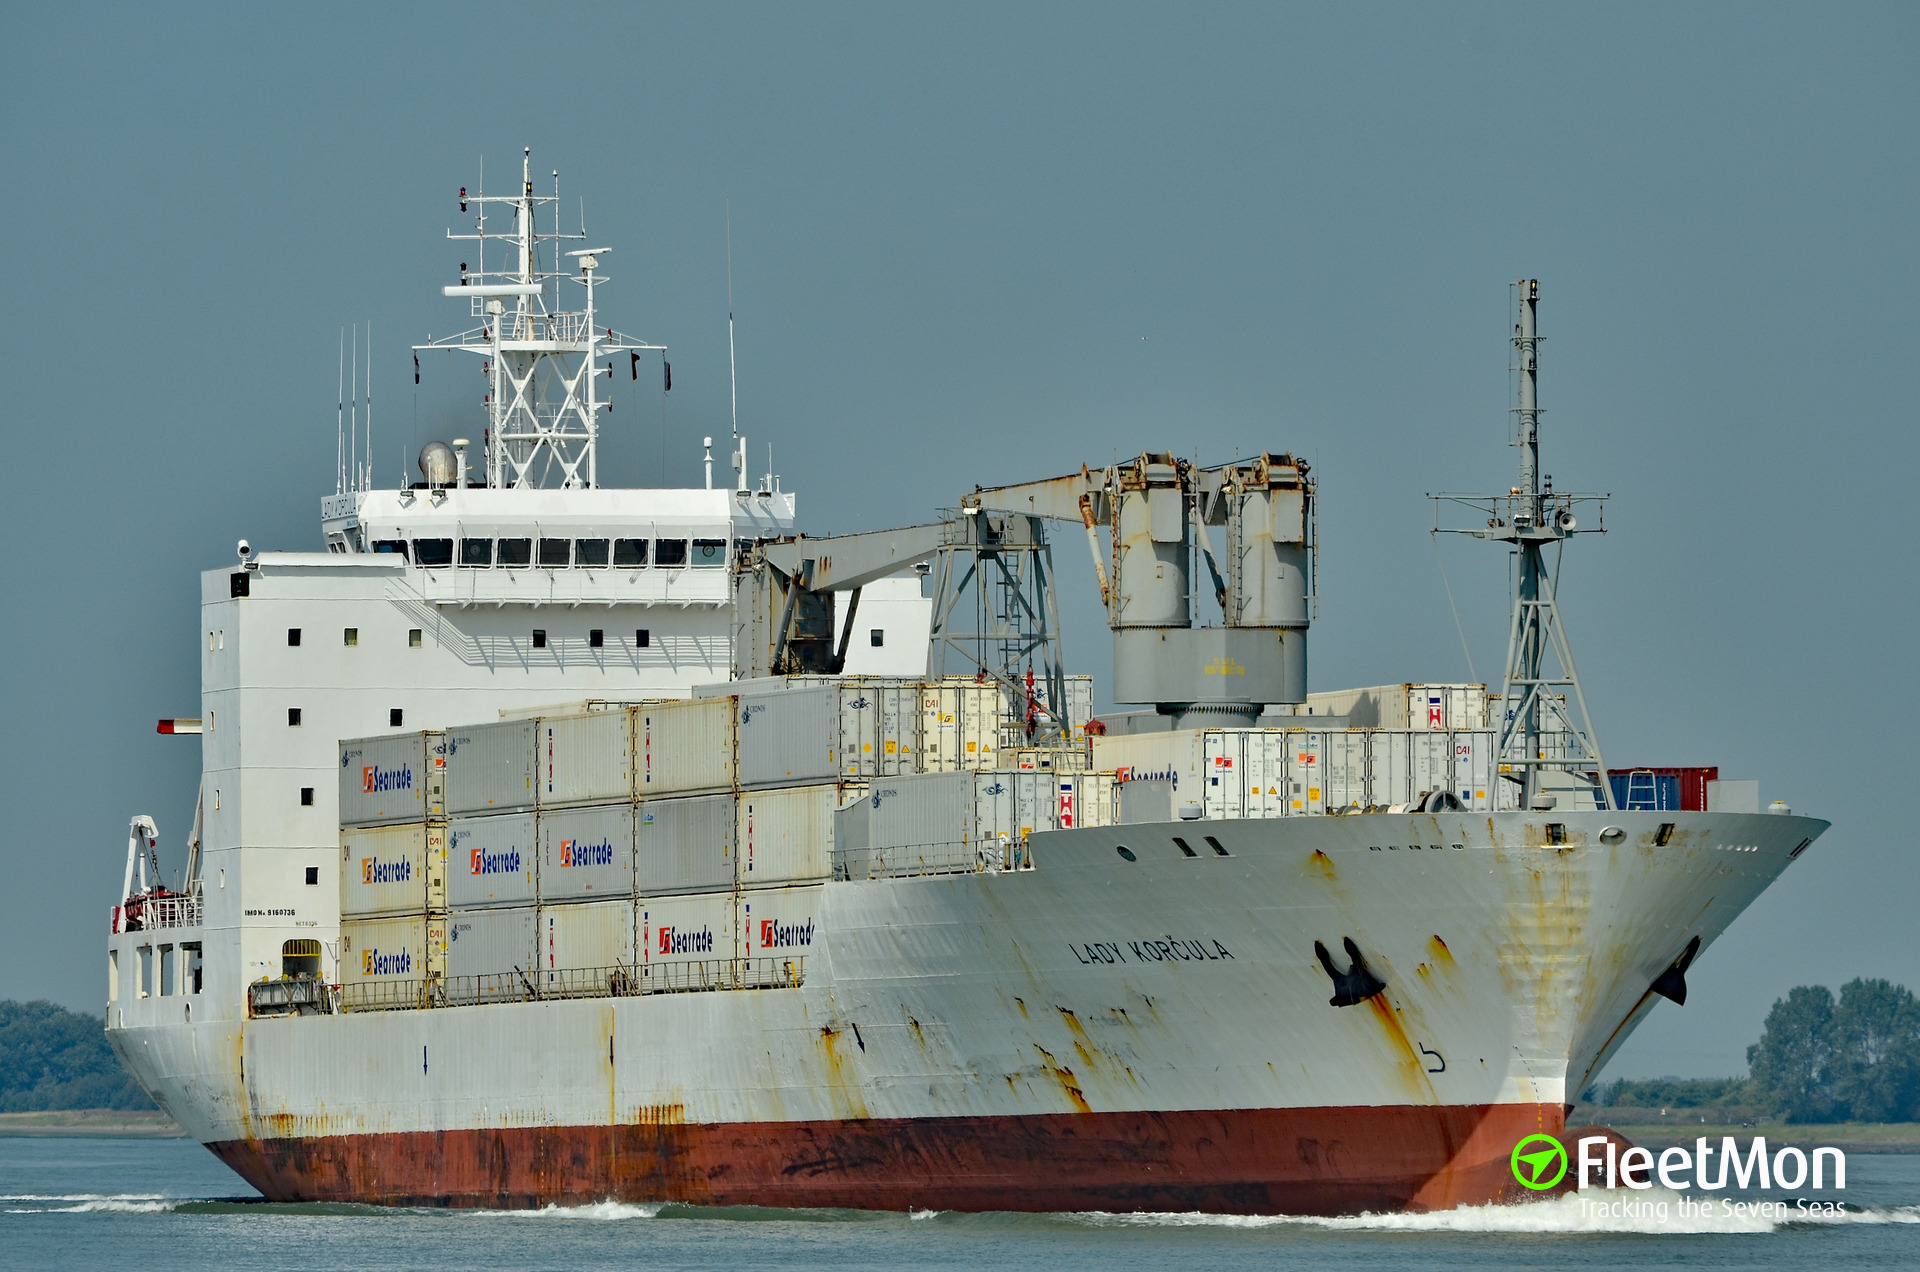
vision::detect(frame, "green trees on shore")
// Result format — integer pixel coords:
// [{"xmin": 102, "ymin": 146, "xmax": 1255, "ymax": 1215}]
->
[
  {"xmin": 1748, "ymin": 979, "xmax": 1920, "ymax": 1122},
  {"xmin": 1594, "ymin": 978, "xmax": 1920, "ymax": 1123},
  {"xmin": 0, "ymin": 1001, "xmax": 151, "ymax": 1112}
]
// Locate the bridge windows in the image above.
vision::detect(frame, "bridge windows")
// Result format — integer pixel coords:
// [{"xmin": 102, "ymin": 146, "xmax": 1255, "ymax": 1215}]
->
[
  {"xmin": 372, "ymin": 539, "xmax": 409, "ymax": 557},
  {"xmin": 576, "ymin": 538, "xmax": 610, "ymax": 567},
  {"xmin": 413, "ymin": 538, "xmax": 454, "ymax": 567},
  {"xmin": 614, "ymin": 538, "xmax": 648, "ymax": 567},
  {"xmin": 497, "ymin": 537, "xmax": 532, "ymax": 567},
  {"xmin": 159, "ymin": 944, "xmax": 175, "ymax": 996},
  {"xmin": 691, "ymin": 538, "xmax": 727, "ymax": 567},
  {"xmin": 538, "ymin": 538, "xmax": 570, "ymax": 567},
  {"xmin": 655, "ymin": 538, "xmax": 688, "ymax": 567},
  {"xmin": 459, "ymin": 538, "xmax": 493, "ymax": 567},
  {"xmin": 183, "ymin": 944, "xmax": 202, "ymax": 995}
]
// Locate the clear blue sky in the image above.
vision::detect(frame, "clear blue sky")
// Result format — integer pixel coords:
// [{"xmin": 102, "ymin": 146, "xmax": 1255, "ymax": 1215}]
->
[{"xmin": 3, "ymin": 3, "xmax": 1914, "ymax": 1078}]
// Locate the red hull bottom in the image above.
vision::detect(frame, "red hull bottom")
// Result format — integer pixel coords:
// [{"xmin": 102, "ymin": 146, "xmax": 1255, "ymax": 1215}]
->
[{"xmin": 210, "ymin": 1103, "xmax": 1569, "ymax": 1215}]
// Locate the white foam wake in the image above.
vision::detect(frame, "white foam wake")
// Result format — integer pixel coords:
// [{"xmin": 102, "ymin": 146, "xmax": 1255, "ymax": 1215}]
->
[
  {"xmin": 1069, "ymin": 1189, "xmax": 1920, "ymax": 1234},
  {"xmin": 472, "ymin": 1199, "xmax": 667, "ymax": 1221}
]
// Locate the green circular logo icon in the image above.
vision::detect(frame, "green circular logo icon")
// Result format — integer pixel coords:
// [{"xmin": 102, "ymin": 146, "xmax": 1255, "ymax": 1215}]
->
[{"xmin": 1510, "ymin": 1134, "xmax": 1568, "ymax": 1191}]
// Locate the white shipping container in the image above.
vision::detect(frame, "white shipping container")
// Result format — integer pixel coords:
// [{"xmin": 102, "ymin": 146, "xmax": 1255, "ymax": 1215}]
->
[
  {"xmin": 446, "ymin": 812, "xmax": 538, "ymax": 908},
  {"xmin": 738, "ymin": 784, "xmax": 837, "ymax": 888},
  {"xmin": 539, "ymin": 803, "xmax": 635, "ymax": 903},
  {"xmin": 739, "ymin": 884, "xmax": 824, "ymax": 962},
  {"xmin": 537, "ymin": 900, "xmax": 635, "ymax": 990},
  {"xmin": 444, "ymin": 718, "xmax": 537, "ymax": 815},
  {"xmin": 637, "ymin": 892, "xmax": 737, "ymax": 985},
  {"xmin": 337, "ymin": 732, "xmax": 446, "ymax": 827},
  {"xmin": 1093, "ymin": 729, "xmax": 1207, "ymax": 802},
  {"xmin": 340, "ymin": 914, "xmax": 443, "ymax": 989},
  {"xmin": 919, "ymin": 681, "xmax": 1005, "ymax": 772},
  {"xmin": 538, "ymin": 710, "xmax": 632, "ymax": 808},
  {"xmin": 446, "ymin": 906, "xmax": 537, "ymax": 982},
  {"xmin": 734, "ymin": 686, "xmax": 841, "ymax": 788},
  {"xmin": 1297, "ymin": 683, "xmax": 1486, "ymax": 730},
  {"xmin": 637, "ymin": 794, "xmax": 735, "ymax": 894},
  {"xmin": 339, "ymin": 822, "xmax": 445, "ymax": 919},
  {"xmin": 636, "ymin": 698, "xmax": 734, "ymax": 796}
]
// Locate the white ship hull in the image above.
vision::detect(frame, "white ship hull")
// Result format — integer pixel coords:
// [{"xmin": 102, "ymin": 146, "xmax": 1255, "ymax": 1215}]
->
[{"xmin": 109, "ymin": 808, "xmax": 1821, "ymax": 1213}]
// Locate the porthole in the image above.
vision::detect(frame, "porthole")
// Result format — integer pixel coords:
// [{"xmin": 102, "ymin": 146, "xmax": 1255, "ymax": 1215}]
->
[{"xmin": 1115, "ymin": 845, "xmax": 1137, "ymax": 862}]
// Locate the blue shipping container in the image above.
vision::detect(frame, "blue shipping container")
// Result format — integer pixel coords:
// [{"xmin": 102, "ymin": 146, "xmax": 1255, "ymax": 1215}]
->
[{"xmin": 1609, "ymin": 771, "xmax": 1681, "ymax": 811}]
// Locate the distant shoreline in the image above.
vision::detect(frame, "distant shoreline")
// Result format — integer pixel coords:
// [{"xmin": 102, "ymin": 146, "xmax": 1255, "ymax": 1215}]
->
[
  {"xmin": 0, "ymin": 1110, "xmax": 185, "ymax": 1138},
  {"xmin": 1571, "ymin": 1111, "xmax": 1920, "ymax": 1154}
]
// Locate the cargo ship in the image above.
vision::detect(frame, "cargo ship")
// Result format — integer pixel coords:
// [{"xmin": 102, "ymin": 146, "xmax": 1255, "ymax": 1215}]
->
[{"xmin": 103, "ymin": 152, "xmax": 1826, "ymax": 1214}]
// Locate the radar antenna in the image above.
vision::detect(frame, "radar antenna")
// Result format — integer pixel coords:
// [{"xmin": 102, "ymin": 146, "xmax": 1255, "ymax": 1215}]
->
[
  {"xmin": 414, "ymin": 148, "xmax": 665, "ymax": 489},
  {"xmin": 1432, "ymin": 280, "xmax": 1614, "ymax": 812}
]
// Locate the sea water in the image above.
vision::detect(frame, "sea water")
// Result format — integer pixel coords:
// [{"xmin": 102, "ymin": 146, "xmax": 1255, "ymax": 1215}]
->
[{"xmin": 2, "ymin": 1137, "xmax": 1916, "ymax": 1271}]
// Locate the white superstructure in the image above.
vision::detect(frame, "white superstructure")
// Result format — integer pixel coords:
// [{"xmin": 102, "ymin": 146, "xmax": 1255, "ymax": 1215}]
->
[{"xmin": 109, "ymin": 151, "xmax": 930, "ymax": 1032}]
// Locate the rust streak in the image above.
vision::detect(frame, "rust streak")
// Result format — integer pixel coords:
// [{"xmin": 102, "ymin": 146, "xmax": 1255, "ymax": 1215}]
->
[{"xmin": 1364, "ymin": 996, "xmax": 1433, "ymax": 1099}]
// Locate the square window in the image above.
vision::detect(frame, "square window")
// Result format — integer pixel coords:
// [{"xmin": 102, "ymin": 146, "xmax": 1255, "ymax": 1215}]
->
[
  {"xmin": 635, "ymin": 628, "xmax": 650, "ymax": 648},
  {"xmin": 589, "ymin": 629, "xmax": 604, "ymax": 648},
  {"xmin": 300, "ymin": 787, "xmax": 314, "ymax": 806},
  {"xmin": 304, "ymin": 867, "xmax": 319, "ymax": 886},
  {"xmin": 576, "ymin": 538, "xmax": 610, "ymax": 567},
  {"xmin": 287, "ymin": 628, "xmax": 301, "ymax": 647},
  {"xmin": 288, "ymin": 708, "xmax": 302, "ymax": 727},
  {"xmin": 614, "ymin": 538, "xmax": 648, "ymax": 567},
  {"xmin": 538, "ymin": 538, "xmax": 570, "ymax": 567},
  {"xmin": 496, "ymin": 537, "xmax": 532, "ymax": 567},
  {"xmin": 409, "ymin": 629, "xmax": 422, "ymax": 648},
  {"xmin": 390, "ymin": 708, "xmax": 404, "ymax": 728},
  {"xmin": 459, "ymin": 538, "xmax": 493, "ymax": 567},
  {"xmin": 869, "ymin": 628, "xmax": 885, "ymax": 647},
  {"xmin": 344, "ymin": 628, "xmax": 359, "ymax": 647},
  {"xmin": 655, "ymin": 538, "xmax": 688, "ymax": 567}
]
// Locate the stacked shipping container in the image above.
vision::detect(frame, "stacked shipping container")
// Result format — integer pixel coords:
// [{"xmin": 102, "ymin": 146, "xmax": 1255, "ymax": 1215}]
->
[{"xmin": 336, "ymin": 732, "xmax": 449, "ymax": 1007}]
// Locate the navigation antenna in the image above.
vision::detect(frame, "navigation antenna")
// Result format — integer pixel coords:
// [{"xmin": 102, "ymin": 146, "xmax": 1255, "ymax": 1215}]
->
[
  {"xmin": 415, "ymin": 147, "xmax": 664, "ymax": 489},
  {"xmin": 1432, "ymin": 280, "xmax": 1614, "ymax": 812},
  {"xmin": 727, "ymin": 203, "xmax": 746, "ymax": 493}
]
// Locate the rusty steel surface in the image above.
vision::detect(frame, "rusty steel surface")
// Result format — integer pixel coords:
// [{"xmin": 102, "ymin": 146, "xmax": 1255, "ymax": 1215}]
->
[
  {"xmin": 112, "ymin": 809, "xmax": 1827, "ymax": 1214},
  {"xmin": 208, "ymin": 1100, "xmax": 1563, "ymax": 1215}
]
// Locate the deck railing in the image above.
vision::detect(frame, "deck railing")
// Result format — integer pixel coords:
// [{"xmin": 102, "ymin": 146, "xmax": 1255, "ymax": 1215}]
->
[{"xmin": 336, "ymin": 957, "xmax": 805, "ymax": 1015}]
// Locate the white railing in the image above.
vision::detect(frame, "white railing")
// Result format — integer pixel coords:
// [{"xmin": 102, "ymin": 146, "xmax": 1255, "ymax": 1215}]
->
[
  {"xmin": 113, "ymin": 893, "xmax": 202, "ymax": 934},
  {"xmin": 336, "ymin": 957, "xmax": 806, "ymax": 1014}
]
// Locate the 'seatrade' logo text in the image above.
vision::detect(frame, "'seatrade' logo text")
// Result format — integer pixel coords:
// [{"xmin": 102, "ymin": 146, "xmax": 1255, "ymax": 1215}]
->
[
  {"xmin": 558, "ymin": 838, "xmax": 614, "ymax": 868},
  {"xmin": 361, "ymin": 855, "xmax": 412, "ymax": 885},
  {"xmin": 361, "ymin": 947, "xmax": 412, "ymax": 976},
  {"xmin": 470, "ymin": 846, "xmax": 522, "ymax": 875},
  {"xmin": 362, "ymin": 764, "xmax": 413, "ymax": 793}
]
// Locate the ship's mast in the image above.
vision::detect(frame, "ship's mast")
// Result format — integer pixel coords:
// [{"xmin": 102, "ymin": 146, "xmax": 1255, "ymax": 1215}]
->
[
  {"xmin": 415, "ymin": 148, "xmax": 664, "ymax": 489},
  {"xmin": 1433, "ymin": 280, "xmax": 1614, "ymax": 812}
]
